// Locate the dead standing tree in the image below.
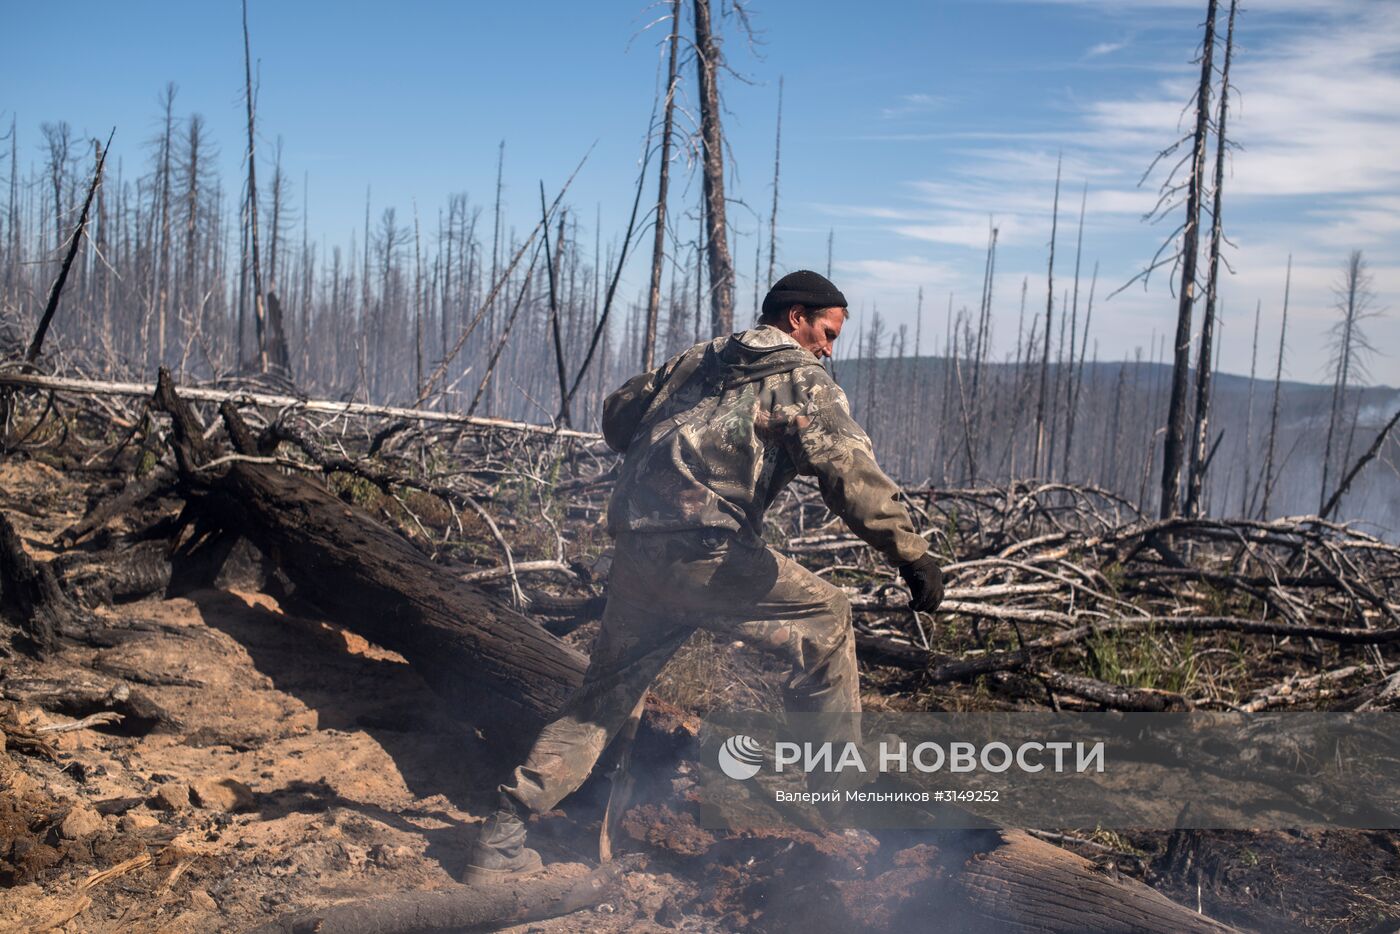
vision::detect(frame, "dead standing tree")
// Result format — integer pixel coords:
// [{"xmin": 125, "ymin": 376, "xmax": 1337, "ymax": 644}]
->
[
  {"xmin": 1185, "ymin": 0, "xmax": 1239, "ymax": 517},
  {"xmin": 239, "ymin": 0, "xmax": 288, "ymax": 372},
  {"xmin": 241, "ymin": 0, "xmax": 270, "ymax": 374},
  {"xmin": 24, "ymin": 131, "xmax": 113, "ymax": 371},
  {"xmin": 1113, "ymin": 0, "xmax": 1219, "ymax": 518},
  {"xmin": 1032, "ymin": 156, "xmax": 1061, "ymax": 477},
  {"xmin": 1257, "ymin": 255, "xmax": 1291, "ymax": 518},
  {"xmin": 693, "ymin": 0, "xmax": 734, "ymax": 336},
  {"xmin": 1158, "ymin": 0, "xmax": 1218, "ymax": 518},
  {"xmin": 1319, "ymin": 250, "xmax": 1380, "ymax": 514},
  {"xmin": 642, "ymin": 0, "xmax": 682, "ymax": 371}
]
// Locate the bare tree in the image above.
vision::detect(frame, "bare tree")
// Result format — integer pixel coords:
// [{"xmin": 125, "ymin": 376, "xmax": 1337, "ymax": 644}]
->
[
  {"xmin": 23, "ymin": 131, "xmax": 112, "ymax": 368},
  {"xmin": 1060, "ymin": 185, "xmax": 1086, "ymax": 479},
  {"xmin": 1033, "ymin": 155, "xmax": 1061, "ymax": 477},
  {"xmin": 241, "ymin": 0, "xmax": 270, "ymax": 373},
  {"xmin": 693, "ymin": 0, "xmax": 734, "ymax": 335},
  {"xmin": 1157, "ymin": 0, "xmax": 1218, "ymax": 518},
  {"xmin": 1319, "ymin": 249, "xmax": 1381, "ymax": 513},
  {"xmin": 40, "ymin": 121, "xmax": 72, "ymax": 253},
  {"xmin": 1259, "ymin": 255, "xmax": 1291, "ymax": 519},
  {"xmin": 1239, "ymin": 298, "xmax": 1260, "ymax": 514},
  {"xmin": 180, "ymin": 113, "xmax": 210, "ymax": 354},
  {"xmin": 151, "ymin": 84, "xmax": 177, "ymax": 370},
  {"xmin": 766, "ymin": 76, "xmax": 783, "ymax": 292},
  {"xmin": 1185, "ymin": 0, "xmax": 1238, "ymax": 517},
  {"xmin": 642, "ymin": 0, "xmax": 681, "ymax": 370},
  {"xmin": 1065, "ymin": 261, "xmax": 1097, "ymax": 480}
]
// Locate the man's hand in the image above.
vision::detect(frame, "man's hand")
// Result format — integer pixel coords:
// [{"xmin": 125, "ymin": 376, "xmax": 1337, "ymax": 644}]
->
[{"xmin": 899, "ymin": 554, "xmax": 944, "ymax": 613}]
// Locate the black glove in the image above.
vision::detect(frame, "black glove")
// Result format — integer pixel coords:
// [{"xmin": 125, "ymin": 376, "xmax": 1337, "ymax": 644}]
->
[{"xmin": 899, "ymin": 554, "xmax": 944, "ymax": 613}]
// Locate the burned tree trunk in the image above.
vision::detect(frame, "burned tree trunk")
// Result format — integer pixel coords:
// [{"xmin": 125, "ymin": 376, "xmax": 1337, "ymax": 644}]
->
[
  {"xmin": 25, "ymin": 131, "xmax": 112, "ymax": 369},
  {"xmin": 1185, "ymin": 0, "xmax": 1238, "ymax": 518},
  {"xmin": 693, "ymin": 0, "xmax": 734, "ymax": 335},
  {"xmin": 150, "ymin": 369, "xmax": 585, "ymax": 744},
  {"xmin": 952, "ymin": 829, "xmax": 1236, "ymax": 933},
  {"xmin": 1159, "ymin": 0, "xmax": 1218, "ymax": 518},
  {"xmin": 1258, "ymin": 256, "xmax": 1291, "ymax": 519},
  {"xmin": 249, "ymin": 861, "xmax": 630, "ymax": 934},
  {"xmin": 642, "ymin": 0, "xmax": 681, "ymax": 371}
]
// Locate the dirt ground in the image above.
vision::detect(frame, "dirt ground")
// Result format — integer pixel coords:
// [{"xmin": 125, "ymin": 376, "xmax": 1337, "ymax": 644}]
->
[{"xmin": 1, "ymin": 457, "xmax": 1398, "ymax": 933}]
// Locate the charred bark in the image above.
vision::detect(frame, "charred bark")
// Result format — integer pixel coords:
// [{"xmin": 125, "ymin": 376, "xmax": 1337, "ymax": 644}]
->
[
  {"xmin": 1160, "ymin": 0, "xmax": 1218, "ymax": 519},
  {"xmin": 0, "ymin": 512, "xmax": 75, "ymax": 656},
  {"xmin": 952, "ymin": 829, "xmax": 1236, "ymax": 932},
  {"xmin": 248, "ymin": 860, "xmax": 630, "ymax": 934}
]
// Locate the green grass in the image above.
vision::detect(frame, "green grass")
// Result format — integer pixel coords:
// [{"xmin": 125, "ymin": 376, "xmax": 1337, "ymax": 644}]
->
[{"xmin": 1084, "ymin": 624, "xmax": 1199, "ymax": 694}]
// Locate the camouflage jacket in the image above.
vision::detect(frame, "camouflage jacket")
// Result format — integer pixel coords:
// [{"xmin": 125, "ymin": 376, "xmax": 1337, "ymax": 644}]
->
[{"xmin": 601, "ymin": 325, "xmax": 928, "ymax": 566}]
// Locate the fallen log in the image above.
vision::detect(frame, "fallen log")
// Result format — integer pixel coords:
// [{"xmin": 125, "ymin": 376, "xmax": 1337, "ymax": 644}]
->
[
  {"xmin": 151, "ymin": 369, "xmax": 586, "ymax": 744},
  {"xmin": 247, "ymin": 860, "xmax": 627, "ymax": 934},
  {"xmin": 0, "ymin": 674, "xmax": 172, "ymax": 735},
  {"xmin": 1029, "ymin": 667, "xmax": 1191, "ymax": 712},
  {"xmin": 953, "ymin": 829, "xmax": 1235, "ymax": 933},
  {"xmin": 0, "ymin": 370, "xmax": 602, "ymax": 441}
]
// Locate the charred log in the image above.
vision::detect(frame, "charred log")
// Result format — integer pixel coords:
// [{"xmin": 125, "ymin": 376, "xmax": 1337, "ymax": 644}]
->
[
  {"xmin": 151, "ymin": 369, "xmax": 586, "ymax": 746},
  {"xmin": 50, "ymin": 539, "xmax": 172, "ymax": 607},
  {"xmin": 248, "ymin": 860, "xmax": 629, "ymax": 934},
  {"xmin": 0, "ymin": 673, "xmax": 172, "ymax": 735}
]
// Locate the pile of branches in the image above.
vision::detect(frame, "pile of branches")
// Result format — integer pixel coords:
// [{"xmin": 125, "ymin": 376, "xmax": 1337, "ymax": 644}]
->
[
  {"xmin": 3, "ymin": 371, "xmax": 1398, "ymax": 717},
  {"xmin": 770, "ymin": 482, "xmax": 1400, "ymax": 712}
]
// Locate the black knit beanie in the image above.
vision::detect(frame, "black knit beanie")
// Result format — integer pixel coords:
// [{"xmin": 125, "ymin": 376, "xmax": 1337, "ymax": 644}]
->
[{"xmin": 761, "ymin": 270, "xmax": 847, "ymax": 321}]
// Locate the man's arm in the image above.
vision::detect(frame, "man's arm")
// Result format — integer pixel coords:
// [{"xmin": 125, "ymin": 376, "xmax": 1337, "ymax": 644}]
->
[{"xmin": 776, "ymin": 366, "xmax": 929, "ymax": 566}]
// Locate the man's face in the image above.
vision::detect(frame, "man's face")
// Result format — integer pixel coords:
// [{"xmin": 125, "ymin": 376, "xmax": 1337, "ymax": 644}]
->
[{"xmin": 785, "ymin": 305, "xmax": 845, "ymax": 359}]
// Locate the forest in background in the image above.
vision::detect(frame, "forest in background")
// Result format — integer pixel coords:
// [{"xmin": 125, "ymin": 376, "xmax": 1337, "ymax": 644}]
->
[{"xmin": 1, "ymin": 0, "xmax": 1396, "ymax": 534}]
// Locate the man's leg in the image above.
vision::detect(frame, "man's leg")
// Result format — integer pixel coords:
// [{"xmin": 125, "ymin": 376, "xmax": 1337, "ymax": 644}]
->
[
  {"xmin": 467, "ymin": 538, "xmax": 691, "ymax": 882},
  {"xmin": 501, "ymin": 603, "xmax": 690, "ymax": 813},
  {"xmin": 470, "ymin": 588, "xmax": 688, "ymax": 879}
]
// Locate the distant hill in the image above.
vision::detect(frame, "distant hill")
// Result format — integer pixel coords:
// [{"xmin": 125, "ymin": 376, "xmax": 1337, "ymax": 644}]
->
[{"xmin": 832, "ymin": 354, "xmax": 1400, "ymax": 538}]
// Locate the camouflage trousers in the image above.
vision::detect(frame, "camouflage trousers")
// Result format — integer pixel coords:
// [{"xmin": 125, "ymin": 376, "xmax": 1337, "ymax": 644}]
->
[{"xmin": 502, "ymin": 529, "xmax": 860, "ymax": 813}]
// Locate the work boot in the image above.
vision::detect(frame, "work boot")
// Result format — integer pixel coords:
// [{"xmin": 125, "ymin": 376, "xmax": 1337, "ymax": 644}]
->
[{"xmin": 461, "ymin": 793, "xmax": 544, "ymax": 883}]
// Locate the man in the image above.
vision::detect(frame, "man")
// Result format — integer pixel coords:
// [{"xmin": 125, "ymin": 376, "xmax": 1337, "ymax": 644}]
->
[{"xmin": 464, "ymin": 269, "xmax": 944, "ymax": 881}]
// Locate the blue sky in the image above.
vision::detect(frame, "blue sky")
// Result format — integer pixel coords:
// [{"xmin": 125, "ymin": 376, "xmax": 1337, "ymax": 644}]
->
[{"xmin": 5, "ymin": 0, "xmax": 1398, "ymax": 385}]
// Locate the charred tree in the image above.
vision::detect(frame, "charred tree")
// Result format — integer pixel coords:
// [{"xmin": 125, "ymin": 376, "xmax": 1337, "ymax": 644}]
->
[
  {"xmin": 642, "ymin": 0, "xmax": 682, "ymax": 371},
  {"xmin": 766, "ymin": 75, "xmax": 783, "ymax": 292},
  {"xmin": 241, "ymin": 0, "xmax": 271, "ymax": 374},
  {"xmin": 23, "ymin": 130, "xmax": 112, "ymax": 370},
  {"xmin": 1159, "ymin": 0, "xmax": 1218, "ymax": 518},
  {"xmin": 1319, "ymin": 250, "xmax": 1378, "ymax": 514},
  {"xmin": 1032, "ymin": 156, "xmax": 1061, "ymax": 477},
  {"xmin": 693, "ymin": 0, "xmax": 734, "ymax": 336},
  {"xmin": 0, "ymin": 512, "xmax": 75, "ymax": 656},
  {"xmin": 1258, "ymin": 256, "xmax": 1291, "ymax": 519},
  {"xmin": 1185, "ymin": 0, "xmax": 1238, "ymax": 518}
]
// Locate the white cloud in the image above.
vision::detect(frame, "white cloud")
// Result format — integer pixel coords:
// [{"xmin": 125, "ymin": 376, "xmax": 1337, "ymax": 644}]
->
[
  {"xmin": 835, "ymin": 257, "xmax": 962, "ymax": 297},
  {"xmin": 880, "ymin": 93, "xmax": 946, "ymax": 119},
  {"xmin": 1087, "ymin": 40, "xmax": 1126, "ymax": 57}
]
